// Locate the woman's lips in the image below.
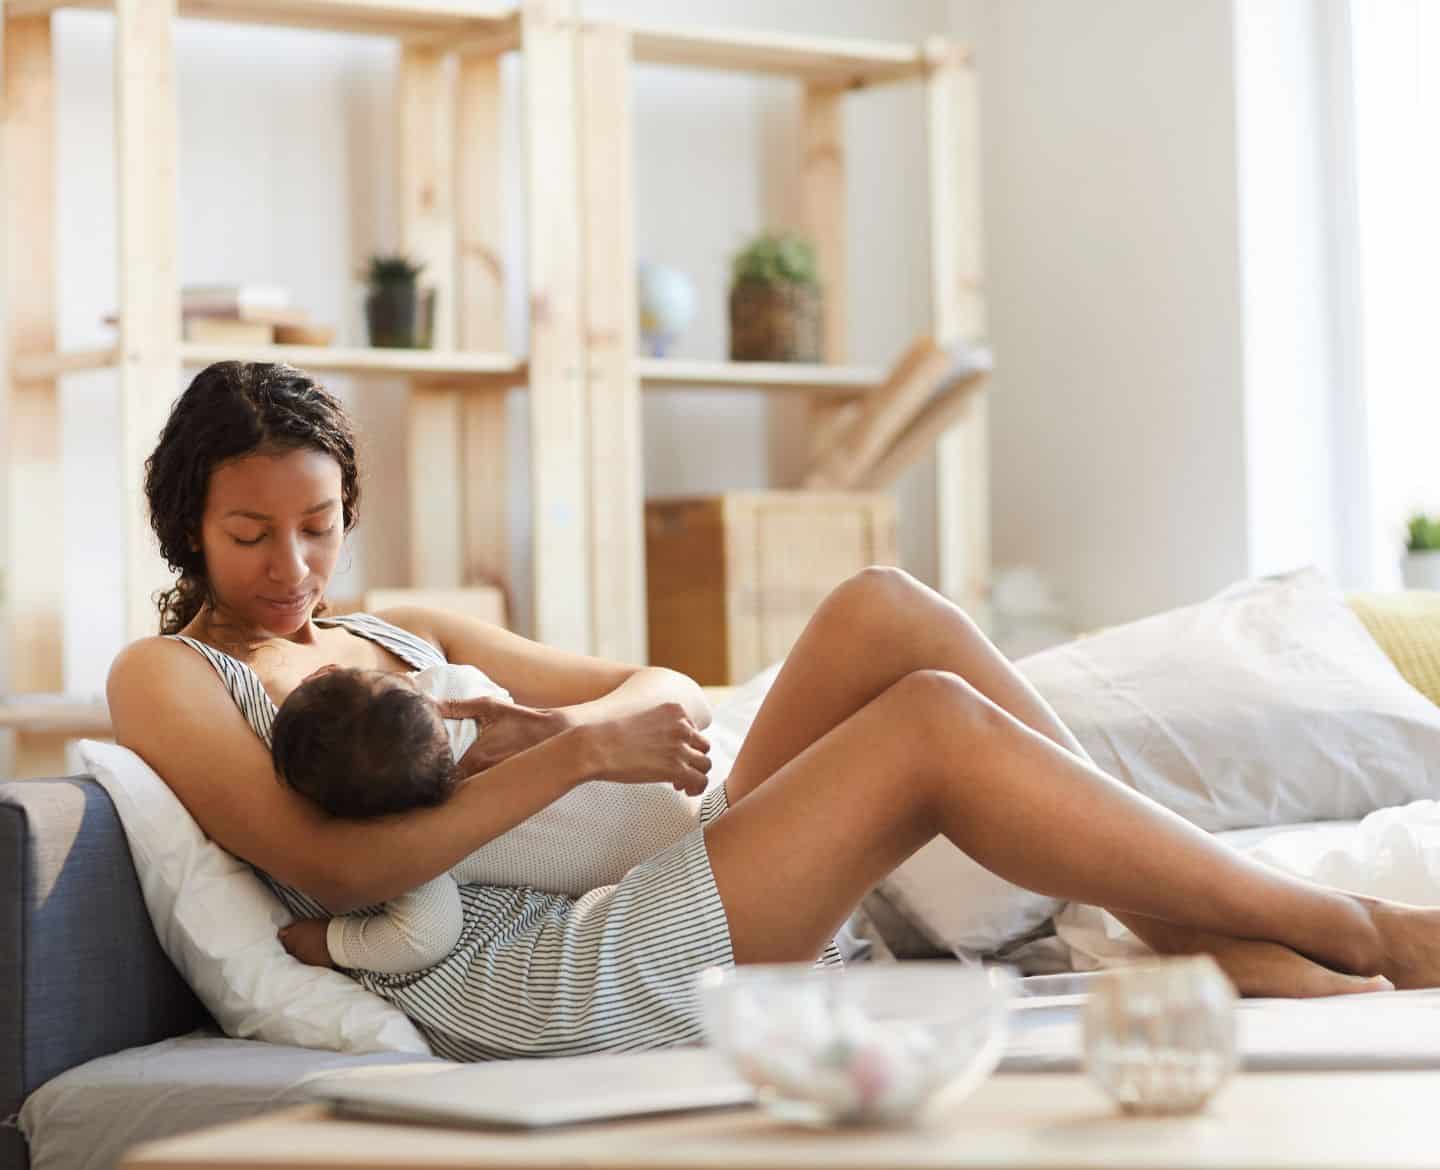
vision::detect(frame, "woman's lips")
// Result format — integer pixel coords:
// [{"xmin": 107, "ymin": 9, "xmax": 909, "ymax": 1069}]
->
[{"xmin": 261, "ymin": 592, "xmax": 312, "ymax": 613}]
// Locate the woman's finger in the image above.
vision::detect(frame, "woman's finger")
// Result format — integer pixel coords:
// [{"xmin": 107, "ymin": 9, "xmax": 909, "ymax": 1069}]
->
[{"xmin": 681, "ymin": 745, "xmax": 712, "ymax": 774}]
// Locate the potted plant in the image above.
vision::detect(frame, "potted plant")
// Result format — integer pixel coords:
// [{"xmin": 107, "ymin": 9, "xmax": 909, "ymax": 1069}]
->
[
  {"xmin": 1403, "ymin": 513, "xmax": 1440, "ymax": 589},
  {"xmin": 363, "ymin": 254, "xmax": 434, "ymax": 349},
  {"xmin": 728, "ymin": 231, "xmax": 822, "ymax": 362}
]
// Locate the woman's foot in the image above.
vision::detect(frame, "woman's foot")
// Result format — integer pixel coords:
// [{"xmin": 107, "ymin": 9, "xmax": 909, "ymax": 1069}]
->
[{"xmin": 1206, "ymin": 936, "xmax": 1392, "ymax": 998}]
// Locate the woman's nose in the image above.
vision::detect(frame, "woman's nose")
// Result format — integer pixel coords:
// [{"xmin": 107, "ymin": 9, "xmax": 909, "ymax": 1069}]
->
[{"xmin": 268, "ymin": 535, "xmax": 308, "ymax": 585}]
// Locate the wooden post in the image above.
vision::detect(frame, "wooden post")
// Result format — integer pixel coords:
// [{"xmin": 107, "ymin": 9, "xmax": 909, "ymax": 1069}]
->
[
  {"xmin": 522, "ymin": 0, "xmax": 590, "ymax": 651},
  {"xmin": 398, "ymin": 46, "xmax": 456, "ymax": 350},
  {"xmin": 456, "ymin": 52, "xmax": 510, "ymax": 596},
  {"xmin": 399, "ymin": 45, "xmax": 464, "ymax": 589},
  {"xmin": 925, "ymin": 39, "xmax": 989, "ymax": 620},
  {"xmin": 800, "ymin": 82, "xmax": 853, "ymax": 462},
  {"xmin": 578, "ymin": 23, "xmax": 644, "ymax": 663},
  {"xmin": 116, "ymin": 0, "xmax": 180, "ymax": 649},
  {"xmin": 2, "ymin": 10, "xmax": 66, "ymax": 776}
]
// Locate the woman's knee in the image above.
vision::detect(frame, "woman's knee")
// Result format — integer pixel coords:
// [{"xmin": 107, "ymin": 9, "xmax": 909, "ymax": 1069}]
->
[
  {"xmin": 885, "ymin": 668, "xmax": 1000, "ymax": 742},
  {"xmin": 812, "ymin": 565, "xmax": 924, "ymax": 635}
]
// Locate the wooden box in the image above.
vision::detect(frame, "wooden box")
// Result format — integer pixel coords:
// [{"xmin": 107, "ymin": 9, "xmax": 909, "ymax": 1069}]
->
[{"xmin": 645, "ymin": 491, "xmax": 897, "ymax": 685}]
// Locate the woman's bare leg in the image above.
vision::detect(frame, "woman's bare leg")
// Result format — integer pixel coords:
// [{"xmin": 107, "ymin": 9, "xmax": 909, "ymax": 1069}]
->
[
  {"xmin": 718, "ymin": 568, "xmax": 1389, "ymax": 994},
  {"xmin": 705, "ymin": 666, "xmax": 1440, "ymax": 989},
  {"xmin": 724, "ymin": 567, "xmax": 1086, "ymax": 804}
]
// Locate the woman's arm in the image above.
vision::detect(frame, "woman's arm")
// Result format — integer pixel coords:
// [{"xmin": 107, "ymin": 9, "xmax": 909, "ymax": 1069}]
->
[
  {"xmin": 384, "ymin": 604, "xmax": 711, "ymax": 729},
  {"xmin": 107, "ymin": 637, "xmax": 594, "ymax": 913}
]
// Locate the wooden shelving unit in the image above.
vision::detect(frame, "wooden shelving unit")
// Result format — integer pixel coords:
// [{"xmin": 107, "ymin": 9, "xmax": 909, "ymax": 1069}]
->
[
  {"xmin": 0, "ymin": 0, "xmax": 986, "ymax": 776},
  {"xmin": 580, "ymin": 19, "xmax": 989, "ymax": 645},
  {"xmin": 1, "ymin": 0, "xmax": 591, "ymax": 777}
]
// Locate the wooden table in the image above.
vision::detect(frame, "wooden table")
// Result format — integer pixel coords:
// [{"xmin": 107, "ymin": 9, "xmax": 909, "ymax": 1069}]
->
[{"xmin": 121, "ymin": 1072, "xmax": 1440, "ymax": 1170}]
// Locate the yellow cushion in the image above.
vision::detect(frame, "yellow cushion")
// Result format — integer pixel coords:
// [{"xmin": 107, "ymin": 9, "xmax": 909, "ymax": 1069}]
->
[{"xmin": 1347, "ymin": 591, "xmax": 1440, "ymax": 706}]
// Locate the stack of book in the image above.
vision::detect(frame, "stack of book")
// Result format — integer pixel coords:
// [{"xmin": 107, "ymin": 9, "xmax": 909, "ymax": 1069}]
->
[
  {"xmin": 107, "ymin": 285, "xmax": 334, "ymax": 346},
  {"xmin": 182, "ymin": 285, "xmax": 333, "ymax": 346}
]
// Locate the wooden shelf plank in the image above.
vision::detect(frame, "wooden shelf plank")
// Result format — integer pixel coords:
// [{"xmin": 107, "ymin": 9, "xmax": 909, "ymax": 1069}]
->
[
  {"xmin": 15, "ymin": 351, "xmax": 888, "ymax": 395},
  {"xmin": 7, "ymin": 1, "xmax": 516, "ymax": 40},
  {"xmin": 12, "ymin": 346, "xmax": 528, "ymax": 385},
  {"xmin": 180, "ymin": 344, "xmax": 527, "ymax": 385},
  {"xmin": 630, "ymin": 24, "xmax": 931, "ymax": 87},
  {"xmin": 0, "ymin": 696, "xmax": 111, "ymax": 736},
  {"xmin": 637, "ymin": 357, "xmax": 883, "ymax": 398}
]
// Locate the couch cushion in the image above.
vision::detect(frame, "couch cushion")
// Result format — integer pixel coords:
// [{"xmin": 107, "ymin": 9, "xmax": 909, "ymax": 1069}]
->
[
  {"xmin": 1349, "ymin": 590, "xmax": 1440, "ymax": 707},
  {"xmin": 0, "ymin": 779, "xmax": 212, "ymax": 1170}
]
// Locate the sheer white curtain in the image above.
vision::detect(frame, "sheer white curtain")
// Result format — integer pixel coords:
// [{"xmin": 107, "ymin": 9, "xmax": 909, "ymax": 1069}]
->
[{"xmin": 1343, "ymin": 0, "xmax": 1440, "ymax": 586}]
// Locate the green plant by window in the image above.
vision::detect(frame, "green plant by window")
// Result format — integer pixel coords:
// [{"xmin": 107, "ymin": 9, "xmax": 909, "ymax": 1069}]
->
[
  {"xmin": 731, "ymin": 232, "xmax": 819, "ymax": 288},
  {"xmin": 1407, "ymin": 512, "xmax": 1440, "ymax": 552},
  {"xmin": 365, "ymin": 254, "xmax": 425, "ymax": 289}
]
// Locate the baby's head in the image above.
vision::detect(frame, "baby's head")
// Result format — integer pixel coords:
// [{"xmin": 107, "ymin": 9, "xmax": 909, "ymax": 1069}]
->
[{"xmin": 271, "ymin": 667, "xmax": 457, "ymax": 819}]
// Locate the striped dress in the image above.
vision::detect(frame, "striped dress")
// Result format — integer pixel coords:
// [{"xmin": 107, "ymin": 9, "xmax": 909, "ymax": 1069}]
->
[{"xmin": 169, "ymin": 612, "xmax": 840, "ymax": 1060}]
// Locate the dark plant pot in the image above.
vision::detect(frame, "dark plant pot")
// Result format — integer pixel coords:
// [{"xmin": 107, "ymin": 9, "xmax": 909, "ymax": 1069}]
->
[
  {"xmin": 365, "ymin": 284, "xmax": 436, "ymax": 349},
  {"xmin": 728, "ymin": 279, "xmax": 823, "ymax": 362}
]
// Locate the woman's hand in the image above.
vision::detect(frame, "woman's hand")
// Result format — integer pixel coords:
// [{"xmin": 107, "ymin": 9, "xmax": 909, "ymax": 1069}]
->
[
  {"xmin": 279, "ymin": 918, "xmax": 335, "ymax": 968},
  {"xmin": 439, "ymin": 696, "xmax": 572, "ymax": 775},
  {"xmin": 580, "ymin": 702, "xmax": 712, "ymax": 795}
]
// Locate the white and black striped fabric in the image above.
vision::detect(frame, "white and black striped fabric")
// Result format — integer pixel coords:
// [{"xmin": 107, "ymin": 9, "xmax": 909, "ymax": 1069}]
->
[{"xmin": 168, "ymin": 612, "xmax": 841, "ymax": 1060}]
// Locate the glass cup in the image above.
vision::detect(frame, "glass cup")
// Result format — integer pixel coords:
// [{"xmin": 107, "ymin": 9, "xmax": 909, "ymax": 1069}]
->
[{"xmin": 1082, "ymin": 955, "xmax": 1238, "ymax": 1115}]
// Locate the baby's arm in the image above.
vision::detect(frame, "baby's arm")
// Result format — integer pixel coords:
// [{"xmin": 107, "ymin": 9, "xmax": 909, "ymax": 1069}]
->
[{"xmin": 323, "ymin": 876, "xmax": 464, "ymax": 974}]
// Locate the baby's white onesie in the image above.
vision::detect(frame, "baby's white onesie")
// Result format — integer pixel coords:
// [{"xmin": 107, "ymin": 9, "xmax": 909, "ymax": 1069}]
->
[{"xmin": 325, "ymin": 663, "xmax": 706, "ymax": 973}]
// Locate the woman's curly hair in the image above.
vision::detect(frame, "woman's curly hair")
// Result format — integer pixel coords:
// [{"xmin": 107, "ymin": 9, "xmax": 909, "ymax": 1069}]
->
[{"xmin": 144, "ymin": 361, "xmax": 360, "ymax": 635}]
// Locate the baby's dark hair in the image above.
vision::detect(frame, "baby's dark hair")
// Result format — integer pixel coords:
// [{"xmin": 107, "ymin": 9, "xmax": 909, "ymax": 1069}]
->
[{"xmin": 271, "ymin": 669, "xmax": 458, "ymax": 820}]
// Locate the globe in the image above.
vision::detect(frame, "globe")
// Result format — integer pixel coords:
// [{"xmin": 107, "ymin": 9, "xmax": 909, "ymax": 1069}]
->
[{"xmin": 637, "ymin": 262, "xmax": 697, "ymax": 358}]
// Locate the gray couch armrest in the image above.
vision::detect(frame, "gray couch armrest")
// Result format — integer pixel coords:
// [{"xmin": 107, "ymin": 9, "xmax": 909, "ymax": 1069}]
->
[{"xmin": 1, "ymin": 777, "xmax": 212, "ymax": 1170}]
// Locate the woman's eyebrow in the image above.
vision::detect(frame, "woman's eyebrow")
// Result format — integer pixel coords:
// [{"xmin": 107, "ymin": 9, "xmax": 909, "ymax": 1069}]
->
[{"xmin": 223, "ymin": 499, "xmax": 340, "ymax": 521}]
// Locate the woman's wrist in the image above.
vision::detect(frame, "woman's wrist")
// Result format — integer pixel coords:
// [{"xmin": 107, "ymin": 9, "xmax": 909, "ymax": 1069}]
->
[{"xmin": 558, "ymin": 720, "xmax": 608, "ymax": 784}]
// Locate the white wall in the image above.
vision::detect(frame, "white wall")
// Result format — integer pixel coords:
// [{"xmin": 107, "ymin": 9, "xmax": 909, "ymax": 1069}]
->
[
  {"xmin": 51, "ymin": 1, "xmax": 951, "ymax": 695},
  {"xmin": 949, "ymin": 0, "xmax": 1252, "ymax": 630}
]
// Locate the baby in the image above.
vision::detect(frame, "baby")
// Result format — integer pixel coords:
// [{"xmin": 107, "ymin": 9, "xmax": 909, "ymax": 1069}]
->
[{"xmin": 270, "ymin": 663, "xmax": 703, "ymax": 974}]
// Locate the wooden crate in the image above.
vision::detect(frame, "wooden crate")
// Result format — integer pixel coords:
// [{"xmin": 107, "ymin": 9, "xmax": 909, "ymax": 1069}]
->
[{"xmin": 645, "ymin": 491, "xmax": 897, "ymax": 684}]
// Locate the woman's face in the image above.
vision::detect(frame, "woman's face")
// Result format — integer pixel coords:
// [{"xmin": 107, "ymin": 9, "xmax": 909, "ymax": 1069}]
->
[{"xmin": 197, "ymin": 447, "xmax": 345, "ymax": 637}]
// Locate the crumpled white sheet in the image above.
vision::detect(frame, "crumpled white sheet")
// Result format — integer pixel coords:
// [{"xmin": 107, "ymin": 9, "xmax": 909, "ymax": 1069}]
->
[{"xmin": 1057, "ymin": 802, "xmax": 1440, "ymax": 969}]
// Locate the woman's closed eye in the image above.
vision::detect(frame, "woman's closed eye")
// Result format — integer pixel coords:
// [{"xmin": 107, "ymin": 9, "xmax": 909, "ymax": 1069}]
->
[{"xmin": 231, "ymin": 527, "xmax": 335, "ymax": 547}]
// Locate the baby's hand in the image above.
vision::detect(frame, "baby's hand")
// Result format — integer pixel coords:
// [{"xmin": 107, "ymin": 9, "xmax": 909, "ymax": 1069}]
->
[{"xmin": 279, "ymin": 917, "xmax": 335, "ymax": 968}]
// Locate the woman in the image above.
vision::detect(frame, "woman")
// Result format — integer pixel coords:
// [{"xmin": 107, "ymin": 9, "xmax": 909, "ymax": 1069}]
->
[{"xmin": 110, "ymin": 362, "xmax": 1437, "ymax": 1060}]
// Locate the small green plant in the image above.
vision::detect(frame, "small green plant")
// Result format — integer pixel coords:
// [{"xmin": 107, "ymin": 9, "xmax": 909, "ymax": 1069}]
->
[
  {"xmin": 731, "ymin": 232, "xmax": 819, "ymax": 288},
  {"xmin": 1407, "ymin": 512, "xmax": 1440, "ymax": 552},
  {"xmin": 364, "ymin": 254, "xmax": 425, "ymax": 289}
]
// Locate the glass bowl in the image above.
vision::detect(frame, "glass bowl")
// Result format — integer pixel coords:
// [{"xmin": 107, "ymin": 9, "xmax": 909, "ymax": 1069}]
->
[{"xmin": 697, "ymin": 963, "xmax": 1016, "ymax": 1127}]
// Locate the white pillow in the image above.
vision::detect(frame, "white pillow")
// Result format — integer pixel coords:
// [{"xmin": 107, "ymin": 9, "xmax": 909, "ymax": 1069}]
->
[
  {"xmin": 79, "ymin": 739, "xmax": 430, "ymax": 1056},
  {"xmin": 1018, "ymin": 569, "xmax": 1440, "ymax": 832}
]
